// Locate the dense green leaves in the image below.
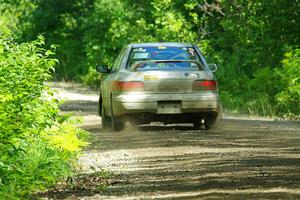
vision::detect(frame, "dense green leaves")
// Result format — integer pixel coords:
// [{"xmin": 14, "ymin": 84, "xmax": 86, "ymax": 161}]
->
[
  {"xmin": 1, "ymin": 0, "xmax": 299, "ymax": 117},
  {"xmin": 276, "ymin": 49, "xmax": 300, "ymax": 116},
  {"xmin": 184, "ymin": 0, "xmax": 300, "ymax": 117},
  {"xmin": 0, "ymin": 35, "xmax": 88, "ymax": 199},
  {"xmin": 0, "ymin": 36, "xmax": 55, "ymax": 142},
  {"xmin": 0, "ymin": 0, "xmax": 299, "ymax": 197}
]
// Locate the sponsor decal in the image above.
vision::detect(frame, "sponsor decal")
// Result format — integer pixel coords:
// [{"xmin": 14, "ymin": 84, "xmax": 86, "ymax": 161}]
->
[{"xmin": 144, "ymin": 75, "xmax": 158, "ymax": 81}]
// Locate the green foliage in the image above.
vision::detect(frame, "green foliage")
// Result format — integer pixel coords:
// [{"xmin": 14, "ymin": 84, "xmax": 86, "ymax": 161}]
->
[
  {"xmin": 81, "ymin": 67, "xmax": 103, "ymax": 89},
  {"xmin": 13, "ymin": 0, "xmax": 94, "ymax": 80},
  {"xmin": 0, "ymin": 35, "xmax": 56, "ymax": 143},
  {"xmin": 188, "ymin": 0, "xmax": 300, "ymax": 117},
  {"xmin": 0, "ymin": 35, "xmax": 88, "ymax": 199},
  {"xmin": 82, "ymin": 0, "xmax": 135, "ymax": 67},
  {"xmin": 276, "ymin": 49, "xmax": 300, "ymax": 116},
  {"xmin": 150, "ymin": 0, "xmax": 196, "ymax": 41},
  {"xmin": 43, "ymin": 121, "xmax": 89, "ymax": 156},
  {"xmin": 1, "ymin": 0, "xmax": 299, "ymax": 117}
]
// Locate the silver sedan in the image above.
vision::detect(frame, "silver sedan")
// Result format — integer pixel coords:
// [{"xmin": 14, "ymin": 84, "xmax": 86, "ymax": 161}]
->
[{"xmin": 97, "ymin": 43, "xmax": 222, "ymax": 131}]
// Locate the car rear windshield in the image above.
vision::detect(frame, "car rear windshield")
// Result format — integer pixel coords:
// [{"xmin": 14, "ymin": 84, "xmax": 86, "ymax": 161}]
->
[{"xmin": 127, "ymin": 46, "xmax": 204, "ymax": 71}]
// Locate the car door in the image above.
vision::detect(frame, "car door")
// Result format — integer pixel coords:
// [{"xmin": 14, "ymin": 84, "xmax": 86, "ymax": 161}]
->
[{"xmin": 101, "ymin": 47, "xmax": 127, "ymax": 114}]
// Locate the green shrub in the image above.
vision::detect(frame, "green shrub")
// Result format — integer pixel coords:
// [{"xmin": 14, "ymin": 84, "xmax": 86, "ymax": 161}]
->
[
  {"xmin": 81, "ymin": 66, "xmax": 103, "ymax": 89},
  {"xmin": 219, "ymin": 91, "xmax": 244, "ymax": 115},
  {"xmin": 0, "ymin": 35, "xmax": 88, "ymax": 199},
  {"xmin": 276, "ymin": 49, "xmax": 300, "ymax": 117}
]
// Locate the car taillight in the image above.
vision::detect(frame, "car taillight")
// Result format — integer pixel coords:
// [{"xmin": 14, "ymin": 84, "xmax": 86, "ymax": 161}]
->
[
  {"xmin": 193, "ymin": 80, "xmax": 217, "ymax": 91},
  {"xmin": 111, "ymin": 81, "xmax": 144, "ymax": 91}
]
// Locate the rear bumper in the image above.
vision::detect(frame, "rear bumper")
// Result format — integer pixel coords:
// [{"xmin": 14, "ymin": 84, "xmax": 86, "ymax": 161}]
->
[{"xmin": 112, "ymin": 92, "xmax": 220, "ymax": 116}]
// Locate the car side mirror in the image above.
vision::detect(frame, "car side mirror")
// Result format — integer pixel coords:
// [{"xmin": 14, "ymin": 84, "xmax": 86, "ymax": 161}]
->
[
  {"xmin": 208, "ymin": 63, "xmax": 218, "ymax": 72},
  {"xmin": 96, "ymin": 64, "xmax": 110, "ymax": 73}
]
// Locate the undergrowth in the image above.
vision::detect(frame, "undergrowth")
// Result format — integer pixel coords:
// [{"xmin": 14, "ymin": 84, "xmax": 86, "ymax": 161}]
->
[{"xmin": 0, "ymin": 35, "xmax": 89, "ymax": 199}]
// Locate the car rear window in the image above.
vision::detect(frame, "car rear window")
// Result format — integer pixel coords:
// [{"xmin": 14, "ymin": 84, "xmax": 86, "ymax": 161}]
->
[{"xmin": 127, "ymin": 46, "xmax": 204, "ymax": 71}]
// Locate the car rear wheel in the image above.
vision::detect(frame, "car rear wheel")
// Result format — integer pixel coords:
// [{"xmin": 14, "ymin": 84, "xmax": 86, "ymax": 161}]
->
[{"xmin": 193, "ymin": 120, "xmax": 202, "ymax": 130}]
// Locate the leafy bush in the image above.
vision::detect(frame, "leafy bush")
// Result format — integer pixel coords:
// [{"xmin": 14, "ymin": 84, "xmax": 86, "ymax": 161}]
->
[
  {"xmin": 81, "ymin": 67, "xmax": 103, "ymax": 89},
  {"xmin": 276, "ymin": 49, "xmax": 300, "ymax": 117},
  {"xmin": 0, "ymin": 35, "xmax": 88, "ymax": 199}
]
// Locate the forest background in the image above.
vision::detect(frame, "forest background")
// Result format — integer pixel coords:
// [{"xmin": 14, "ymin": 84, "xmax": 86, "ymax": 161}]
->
[
  {"xmin": 0, "ymin": 0, "xmax": 299, "ymax": 198},
  {"xmin": 1, "ymin": 0, "xmax": 299, "ymax": 117}
]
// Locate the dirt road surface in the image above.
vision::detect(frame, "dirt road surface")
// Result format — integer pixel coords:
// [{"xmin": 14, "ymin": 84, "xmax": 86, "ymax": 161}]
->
[{"xmin": 48, "ymin": 82, "xmax": 300, "ymax": 199}]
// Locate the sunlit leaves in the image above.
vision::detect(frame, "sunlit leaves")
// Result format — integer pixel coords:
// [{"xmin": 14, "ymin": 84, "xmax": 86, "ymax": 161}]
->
[
  {"xmin": 0, "ymin": 35, "xmax": 88, "ymax": 198},
  {"xmin": 276, "ymin": 49, "xmax": 300, "ymax": 115}
]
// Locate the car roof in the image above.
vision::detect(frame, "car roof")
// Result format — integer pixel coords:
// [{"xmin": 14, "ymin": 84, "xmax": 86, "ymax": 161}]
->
[{"xmin": 131, "ymin": 42, "xmax": 194, "ymax": 48}]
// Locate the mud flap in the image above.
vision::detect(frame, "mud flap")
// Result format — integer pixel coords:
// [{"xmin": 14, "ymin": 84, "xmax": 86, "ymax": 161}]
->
[
  {"xmin": 101, "ymin": 106, "xmax": 111, "ymax": 130},
  {"xmin": 110, "ymin": 95, "xmax": 125, "ymax": 132},
  {"xmin": 205, "ymin": 104, "xmax": 222, "ymax": 129}
]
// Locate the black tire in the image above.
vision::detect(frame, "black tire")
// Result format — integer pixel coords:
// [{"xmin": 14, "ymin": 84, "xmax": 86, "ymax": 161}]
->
[
  {"xmin": 101, "ymin": 106, "xmax": 111, "ymax": 130},
  {"xmin": 193, "ymin": 120, "xmax": 202, "ymax": 130},
  {"xmin": 98, "ymin": 95, "xmax": 102, "ymax": 116}
]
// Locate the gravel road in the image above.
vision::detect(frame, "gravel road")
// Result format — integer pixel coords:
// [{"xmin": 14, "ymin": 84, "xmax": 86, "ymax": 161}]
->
[{"xmin": 47, "ymin": 82, "xmax": 300, "ymax": 200}]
